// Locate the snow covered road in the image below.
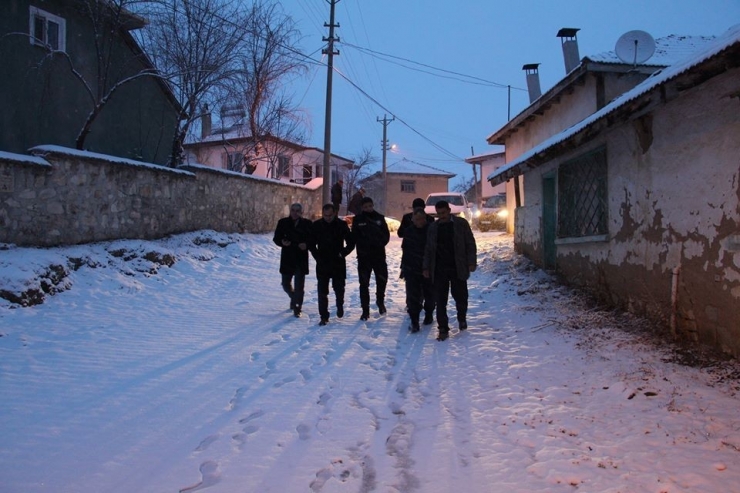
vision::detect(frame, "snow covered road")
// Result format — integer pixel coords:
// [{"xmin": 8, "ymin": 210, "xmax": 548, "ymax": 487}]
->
[{"xmin": 1, "ymin": 231, "xmax": 739, "ymax": 492}]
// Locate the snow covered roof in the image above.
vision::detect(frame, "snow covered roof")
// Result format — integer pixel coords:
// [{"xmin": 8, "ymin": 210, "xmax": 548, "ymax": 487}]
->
[
  {"xmin": 487, "ymin": 24, "xmax": 740, "ymax": 185},
  {"xmin": 386, "ymin": 158, "xmax": 456, "ymax": 177},
  {"xmin": 486, "ymin": 32, "xmax": 720, "ymax": 146},
  {"xmin": 465, "ymin": 149, "xmax": 505, "ymax": 164},
  {"xmin": 185, "ymin": 128, "xmax": 353, "ymax": 164},
  {"xmin": 584, "ymin": 34, "xmax": 717, "ymax": 66}
]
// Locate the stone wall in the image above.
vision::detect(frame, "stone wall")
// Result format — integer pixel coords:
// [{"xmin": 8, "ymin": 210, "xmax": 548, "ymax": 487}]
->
[{"xmin": 0, "ymin": 146, "xmax": 324, "ymax": 247}]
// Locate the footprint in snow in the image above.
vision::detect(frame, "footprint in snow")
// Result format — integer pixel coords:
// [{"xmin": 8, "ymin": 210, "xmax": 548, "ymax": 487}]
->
[
  {"xmin": 226, "ymin": 386, "xmax": 249, "ymax": 411},
  {"xmin": 179, "ymin": 460, "xmax": 221, "ymax": 493},
  {"xmin": 194, "ymin": 434, "xmax": 220, "ymax": 452},
  {"xmin": 239, "ymin": 409, "xmax": 265, "ymax": 424},
  {"xmin": 297, "ymin": 423, "xmax": 311, "ymax": 440}
]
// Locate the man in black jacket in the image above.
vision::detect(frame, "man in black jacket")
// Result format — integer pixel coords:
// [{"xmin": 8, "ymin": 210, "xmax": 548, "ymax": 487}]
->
[
  {"xmin": 423, "ymin": 200, "xmax": 477, "ymax": 341},
  {"xmin": 331, "ymin": 179, "xmax": 344, "ymax": 213},
  {"xmin": 310, "ymin": 203, "xmax": 355, "ymax": 326},
  {"xmin": 347, "ymin": 187, "xmax": 365, "ymax": 216},
  {"xmin": 401, "ymin": 208, "xmax": 435, "ymax": 332},
  {"xmin": 273, "ymin": 203, "xmax": 313, "ymax": 317},
  {"xmin": 397, "ymin": 197, "xmax": 431, "ymax": 238},
  {"xmin": 352, "ymin": 196, "xmax": 390, "ymax": 320}
]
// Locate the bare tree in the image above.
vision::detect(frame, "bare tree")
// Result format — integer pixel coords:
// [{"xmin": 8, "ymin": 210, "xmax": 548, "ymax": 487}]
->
[
  {"xmin": 453, "ymin": 175, "xmax": 476, "ymax": 196},
  {"xmin": 227, "ymin": 0, "xmax": 308, "ymax": 179},
  {"xmin": 344, "ymin": 148, "xmax": 378, "ymax": 202},
  {"xmin": 134, "ymin": 0, "xmax": 252, "ymax": 166}
]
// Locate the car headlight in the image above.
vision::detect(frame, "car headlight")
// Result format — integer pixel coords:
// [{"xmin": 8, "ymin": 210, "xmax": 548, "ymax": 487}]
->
[
  {"xmin": 497, "ymin": 209, "xmax": 509, "ymax": 218},
  {"xmin": 474, "ymin": 209, "xmax": 481, "ymax": 218}
]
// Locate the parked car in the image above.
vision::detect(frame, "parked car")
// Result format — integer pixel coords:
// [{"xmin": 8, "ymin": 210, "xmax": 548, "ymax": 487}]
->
[
  {"xmin": 475, "ymin": 194, "xmax": 508, "ymax": 231},
  {"xmin": 424, "ymin": 192, "xmax": 474, "ymax": 222}
]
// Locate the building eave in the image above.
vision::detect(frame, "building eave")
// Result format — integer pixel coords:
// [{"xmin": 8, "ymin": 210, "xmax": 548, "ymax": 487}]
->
[
  {"xmin": 485, "ymin": 61, "xmax": 661, "ymax": 146},
  {"xmin": 488, "ymin": 38, "xmax": 740, "ymax": 187}
]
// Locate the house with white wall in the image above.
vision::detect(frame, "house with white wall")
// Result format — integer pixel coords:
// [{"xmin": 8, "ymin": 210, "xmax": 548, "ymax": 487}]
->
[
  {"xmin": 184, "ymin": 110, "xmax": 353, "ymax": 187},
  {"xmin": 486, "ymin": 26, "xmax": 740, "ymax": 356},
  {"xmin": 465, "ymin": 150, "xmax": 506, "ymax": 207}
]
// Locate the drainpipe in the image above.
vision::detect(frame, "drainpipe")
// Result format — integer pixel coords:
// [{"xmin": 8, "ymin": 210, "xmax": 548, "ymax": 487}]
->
[{"xmin": 670, "ymin": 265, "xmax": 681, "ymax": 338}]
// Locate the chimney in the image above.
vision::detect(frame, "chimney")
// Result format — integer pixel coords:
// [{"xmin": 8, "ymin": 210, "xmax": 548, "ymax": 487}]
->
[
  {"xmin": 522, "ymin": 64, "xmax": 542, "ymax": 103},
  {"xmin": 200, "ymin": 104, "xmax": 212, "ymax": 139},
  {"xmin": 557, "ymin": 28, "xmax": 581, "ymax": 74}
]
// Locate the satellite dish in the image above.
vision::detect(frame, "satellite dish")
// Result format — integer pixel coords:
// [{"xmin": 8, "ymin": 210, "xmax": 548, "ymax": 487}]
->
[{"xmin": 615, "ymin": 30, "xmax": 656, "ymax": 65}]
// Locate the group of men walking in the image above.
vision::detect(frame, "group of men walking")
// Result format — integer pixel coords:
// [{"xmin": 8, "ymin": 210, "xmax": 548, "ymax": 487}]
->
[{"xmin": 273, "ymin": 194, "xmax": 477, "ymax": 342}]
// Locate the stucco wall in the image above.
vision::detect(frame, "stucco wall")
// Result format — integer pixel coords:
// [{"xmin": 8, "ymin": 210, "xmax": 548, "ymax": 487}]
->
[
  {"xmin": 505, "ymin": 75, "xmax": 599, "ymax": 160},
  {"xmin": 0, "ymin": 146, "xmax": 323, "ymax": 247},
  {"xmin": 517, "ymin": 67, "xmax": 740, "ymax": 356}
]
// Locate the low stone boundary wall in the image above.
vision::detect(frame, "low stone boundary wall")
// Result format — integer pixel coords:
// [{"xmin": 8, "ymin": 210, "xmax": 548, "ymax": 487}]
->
[{"xmin": 0, "ymin": 145, "xmax": 323, "ymax": 247}]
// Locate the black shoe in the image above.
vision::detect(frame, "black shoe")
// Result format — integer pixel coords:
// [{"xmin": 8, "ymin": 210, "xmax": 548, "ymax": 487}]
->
[
  {"xmin": 319, "ymin": 318, "xmax": 329, "ymax": 326},
  {"xmin": 360, "ymin": 309, "xmax": 369, "ymax": 321},
  {"xmin": 423, "ymin": 313, "xmax": 433, "ymax": 325},
  {"xmin": 410, "ymin": 322, "xmax": 420, "ymax": 333},
  {"xmin": 377, "ymin": 301, "xmax": 386, "ymax": 315},
  {"xmin": 436, "ymin": 330, "xmax": 449, "ymax": 342},
  {"xmin": 459, "ymin": 320, "xmax": 468, "ymax": 331},
  {"xmin": 293, "ymin": 307, "xmax": 301, "ymax": 318},
  {"xmin": 337, "ymin": 306, "xmax": 344, "ymax": 318}
]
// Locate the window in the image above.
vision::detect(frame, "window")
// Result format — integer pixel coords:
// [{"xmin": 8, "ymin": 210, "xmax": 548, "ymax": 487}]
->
[
  {"xmin": 557, "ymin": 147, "xmax": 608, "ymax": 238},
  {"xmin": 224, "ymin": 152, "xmax": 244, "ymax": 171},
  {"xmin": 278, "ymin": 155, "xmax": 290, "ymax": 177},
  {"xmin": 400, "ymin": 180, "xmax": 416, "ymax": 193},
  {"xmin": 29, "ymin": 6, "xmax": 66, "ymax": 52}
]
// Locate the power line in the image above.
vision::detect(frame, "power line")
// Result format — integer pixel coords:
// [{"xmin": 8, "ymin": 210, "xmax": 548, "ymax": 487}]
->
[
  {"xmin": 332, "ymin": 66, "xmax": 465, "ymax": 162},
  {"xmin": 342, "ymin": 41, "xmax": 528, "ymax": 92}
]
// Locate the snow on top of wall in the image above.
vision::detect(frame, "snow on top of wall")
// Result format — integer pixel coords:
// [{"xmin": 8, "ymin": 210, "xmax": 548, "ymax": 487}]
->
[
  {"xmin": 29, "ymin": 145, "xmax": 194, "ymax": 177},
  {"xmin": 488, "ymin": 24, "xmax": 740, "ymax": 183},
  {"xmin": 0, "ymin": 150, "xmax": 50, "ymax": 167}
]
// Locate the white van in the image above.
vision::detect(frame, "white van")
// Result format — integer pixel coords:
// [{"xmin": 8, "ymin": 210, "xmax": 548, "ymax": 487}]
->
[{"xmin": 424, "ymin": 192, "xmax": 473, "ymax": 222}]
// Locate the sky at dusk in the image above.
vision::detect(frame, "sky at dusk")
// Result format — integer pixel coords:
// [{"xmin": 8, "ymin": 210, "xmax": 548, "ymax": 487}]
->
[{"xmin": 276, "ymin": 0, "xmax": 740, "ymax": 185}]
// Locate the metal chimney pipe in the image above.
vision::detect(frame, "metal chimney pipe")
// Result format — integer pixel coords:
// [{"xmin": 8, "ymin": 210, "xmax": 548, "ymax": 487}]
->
[
  {"xmin": 557, "ymin": 28, "xmax": 581, "ymax": 74},
  {"xmin": 523, "ymin": 63, "xmax": 542, "ymax": 103}
]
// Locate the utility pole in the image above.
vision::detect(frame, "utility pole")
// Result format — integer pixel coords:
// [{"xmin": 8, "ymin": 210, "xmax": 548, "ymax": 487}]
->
[
  {"xmin": 321, "ymin": 0, "xmax": 340, "ymax": 206},
  {"xmin": 377, "ymin": 114, "xmax": 394, "ymax": 215},
  {"xmin": 471, "ymin": 146, "xmax": 479, "ymax": 210}
]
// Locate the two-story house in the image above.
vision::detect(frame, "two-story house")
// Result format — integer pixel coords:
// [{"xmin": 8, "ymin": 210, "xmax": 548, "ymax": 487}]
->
[
  {"xmin": 184, "ymin": 107, "xmax": 354, "ymax": 193},
  {"xmin": 0, "ymin": 0, "xmax": 180, "ymax": 165}
]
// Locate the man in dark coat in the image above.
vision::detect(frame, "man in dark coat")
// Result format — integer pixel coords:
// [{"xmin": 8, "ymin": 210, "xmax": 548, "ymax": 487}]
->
[
  {"xmin": 397, "ymin": 197, "xmax": 432, "ymax": 238},
  {"xmin": 347, "ymin": 187, "xmax": 365, "ymax": 216},
  {"xmin": 310, "ymin": 203, "xmax": 355, "ymax": 326},
  {"xmin": 423, "ymin": 200, "xmax": 477, "ymax": 341},
  {"xmin": 401, "ymin": 208, "xmax": 435, "ymax": 332},
  {"xmin": 273, "ymin": 203, "xmax": 313, "ymax": 317},
  {"xmin": 331, "ymin": 178, "xmax": 344, "ymax": 213},
  {"xmin": 352, "ymin": 196, "xmax": 390, "ymax": 321}
]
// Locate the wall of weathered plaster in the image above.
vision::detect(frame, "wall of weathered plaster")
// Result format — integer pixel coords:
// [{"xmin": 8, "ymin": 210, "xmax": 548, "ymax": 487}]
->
[
  {"xmin": 0, "ymin": 146, "xmax": 323, "ymax": 247},
  {"xmin": 505, "ymin": 75, "xmax": 599, "ymax": 160},
  {"xmin": 517, "ymin": 67, "xmax": 740, "ymax": 355}
]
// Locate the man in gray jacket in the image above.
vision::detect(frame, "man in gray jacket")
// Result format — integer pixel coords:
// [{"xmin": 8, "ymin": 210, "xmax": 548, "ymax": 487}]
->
[{"xmin": 423, "ymin": 200, "xmax": 477, "ymax": 341}]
